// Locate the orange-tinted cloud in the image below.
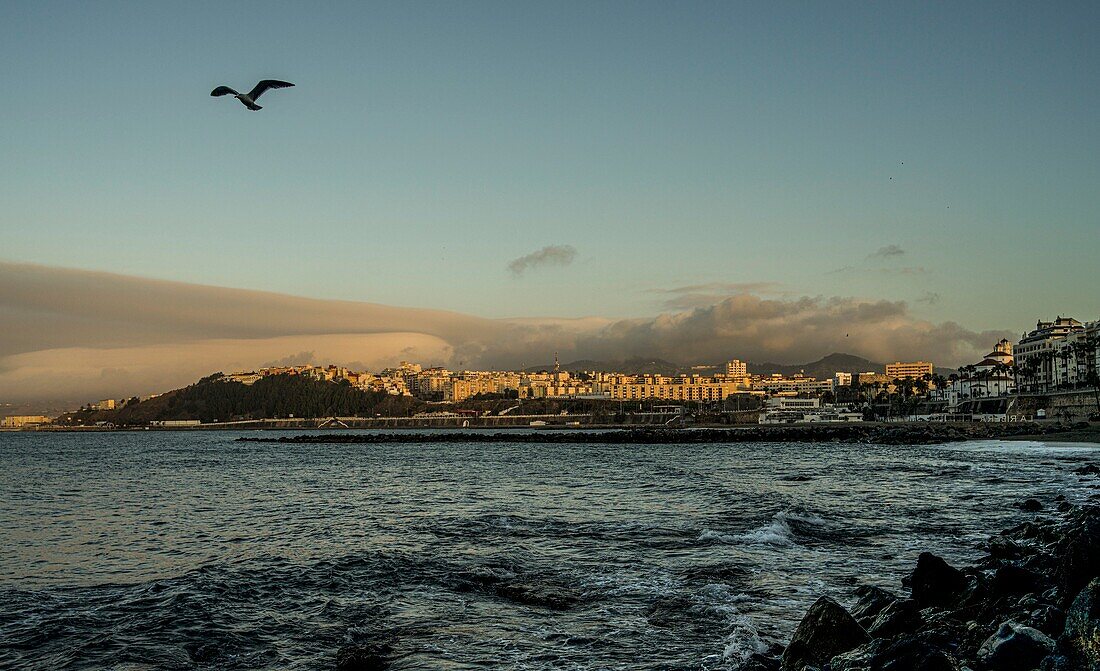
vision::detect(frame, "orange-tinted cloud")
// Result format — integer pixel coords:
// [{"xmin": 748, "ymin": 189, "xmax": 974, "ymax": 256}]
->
[{"xmin": 0, "ymin": 261, "xmax": 1011, "ymax": 402}]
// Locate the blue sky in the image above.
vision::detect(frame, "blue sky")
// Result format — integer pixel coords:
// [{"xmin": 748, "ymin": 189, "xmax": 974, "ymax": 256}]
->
[{"xmin": 1, "ymin": 1, "xmax": 1097, "ymax": 332}]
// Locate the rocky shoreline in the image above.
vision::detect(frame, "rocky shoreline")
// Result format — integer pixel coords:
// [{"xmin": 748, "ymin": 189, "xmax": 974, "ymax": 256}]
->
[
  {"xmin": 746, "ymin": 499, "xmax": 1100, "ymax": 671},
  {"xmin": 238, "ymin": 422, "xmax": 1099, "ymax": 446}
]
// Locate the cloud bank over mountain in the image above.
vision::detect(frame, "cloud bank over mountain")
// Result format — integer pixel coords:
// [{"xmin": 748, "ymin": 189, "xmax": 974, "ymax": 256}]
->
[{"xmin": 0, "ymin": 262, "xmax": 1011, "ymax": 402}]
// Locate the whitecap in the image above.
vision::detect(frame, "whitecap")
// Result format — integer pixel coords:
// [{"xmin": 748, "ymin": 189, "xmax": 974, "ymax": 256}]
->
[
  {"xmin": 698, "ymin": 509, "xmax": 825, "ymax": 547},
  {"xmin": 722, "ymin": 616, "xmax": 769, "ymax": 665}
]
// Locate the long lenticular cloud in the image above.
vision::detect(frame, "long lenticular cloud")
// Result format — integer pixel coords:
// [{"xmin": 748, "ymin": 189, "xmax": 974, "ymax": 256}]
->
[{"xmin": 0, "ymin": 261, "xmax": 1010, "ymax": 402}]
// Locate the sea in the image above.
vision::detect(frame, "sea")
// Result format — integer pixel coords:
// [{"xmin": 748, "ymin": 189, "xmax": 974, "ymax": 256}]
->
[{"xmin": 0, "ymin": 431, "xmax": 1097, "ymax": 670}]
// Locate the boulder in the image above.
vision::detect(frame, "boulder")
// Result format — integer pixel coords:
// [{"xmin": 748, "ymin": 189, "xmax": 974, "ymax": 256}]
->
[
  {"xmin": 867, "ymin": 599, "xmax": 922, "ymax": 640},
  {"xmin": 834, "ymin": 635, "xmax": 956, "ymax": 671},
  {"xmin": 991, "ymin": 565, "xmax": 1046, "ymax": 597},
  {"xmin": 1054, "ymin": 507, "xmax": 1100, "ymax": 603},
  {"xmin": 1018, "ymin": 499, "xmax": 1044, "ymax": 512},
  {"xmin": 1028, "ymin": 605, "xmax": 1066, "ymax": 638},
  {"xmin": 911, "ymin": 553, "xmax": 969, "ymax": 609},
  {"xmin": 851, "ymin": 585, "xmax": 898, "ymax": 625},
  {"xmin": 740, "ymin": 652, "xmax": 782, "ymax": 671},
  {"xmin": 976, "ymin": 621, "xmax": 1054, "ymax": 671},
  {"xmin": 988, "ymin": 537, "xmax": 1025, "ymax": 561},
  {"xmin": 1044, "ymin": 578, "xmax": 1100, "ymax": 671},
  {"xmin": 780, "ymin": 596, "xmax": 870, "ymax": 671},
  {"xmin": 829, "ymin": 641, "xmax": 879, "ymax": 671}
]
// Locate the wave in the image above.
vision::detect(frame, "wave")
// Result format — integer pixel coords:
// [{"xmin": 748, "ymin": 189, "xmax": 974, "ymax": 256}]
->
[
  {"xmin": 699, "ymin": 510, "xmax": 826, "ymax": 547},
  {"xmin": 723, "ymin": 617, "xmax": 770, "ymax": 666}
]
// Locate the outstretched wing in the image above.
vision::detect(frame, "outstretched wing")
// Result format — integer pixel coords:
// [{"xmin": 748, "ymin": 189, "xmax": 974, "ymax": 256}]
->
[
  {"xmin": 248, "ymin": 80, "xmax": 294, "ymax": 100},
  {"xmin": 210, "ymin": 86, "xmax": 239, "ymax": 97}
]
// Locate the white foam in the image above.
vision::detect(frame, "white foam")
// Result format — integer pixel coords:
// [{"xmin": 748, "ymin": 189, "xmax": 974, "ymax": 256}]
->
[
  {"xmin": 699, "ymin": 509, "xmax": 824, "ymax": 547},
  {"xmin": 722, "ymin": 616, "xmax": 769, "ymax": 665}
]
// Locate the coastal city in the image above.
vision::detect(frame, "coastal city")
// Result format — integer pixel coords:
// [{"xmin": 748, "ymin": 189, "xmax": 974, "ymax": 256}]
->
[{"xmin": 5, "ymin": 315, "xmax": 1098, "ymax": 429}]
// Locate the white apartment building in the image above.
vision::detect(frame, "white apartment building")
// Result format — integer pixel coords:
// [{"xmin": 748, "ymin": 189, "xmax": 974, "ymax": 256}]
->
[{"xmin": 1014, "ymin": 317, "xmax": 1086, "ymax": 392}]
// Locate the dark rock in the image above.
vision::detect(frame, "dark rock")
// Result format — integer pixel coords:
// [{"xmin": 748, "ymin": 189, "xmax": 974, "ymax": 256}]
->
[
  {"xmin": 832, "ymin": 635, "xmax": 956, "ymax": 671},
  {"xmin": 1029, "ymin": 605, "xmax": 1066, "ymax": 638},
  {"xmin": 851, "ymin": 585, "xmax": 898, "ymax": 625},
  {"xmin": 1075, "ymin": 464, "xmax": 1100, "ymax": 476},
  {"xmin": 867, "ymin": 599, "xmax": 922, "ymax": 640},
  {"xmin": 740, "ymin": 652, "xmax": 782, "ymax": 671},
  {"xmin": 976, "ymin": 621, "xmax": 1054, "ymax": 671},
  {"xmin": 911, "ymin": 552, "xmax": 969, "ymax": 609},
  {"xmin": 1044, "ymin": 579, "xmax": 1100, "ymax": 671},
  {"xmin": 336, "ymin": 643, "xmax": 390, "ymax": 671},
  {"xmin": 991, "ymin": 565, "xmax": 1046, "ymax": 597},
  {"xmin": 829, "ymin": 641, "xmax": 879, "ymax": 671},
  {"xmin": 989, "ymin": 537, "xmax": 1025, "ymax": 561},
  {"xmin": 1004, "ymin": 521, "xmax": 1055, "ymax": 543},
  {"xmin": 1018, "ymin": 498, "xmax": 1044, "ymax": 512},
  {"xmin": 780, "ymin": 596, "xmax": 869, "ymax": 671},
  {"xmin": 1054, "ymin": 507, "xmax": 1100, "ymax": 602}
]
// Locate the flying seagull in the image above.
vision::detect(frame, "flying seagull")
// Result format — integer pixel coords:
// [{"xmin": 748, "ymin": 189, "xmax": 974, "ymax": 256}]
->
[{"xmin": 210, "ymin": 80, "xmax": 294, "ymax": 111}]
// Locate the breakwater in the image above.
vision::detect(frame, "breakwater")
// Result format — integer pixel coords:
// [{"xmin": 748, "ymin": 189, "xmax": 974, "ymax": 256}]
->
[{"xmin": 238, "ymin": 422, "xmax": 1096, "ymax": 446}]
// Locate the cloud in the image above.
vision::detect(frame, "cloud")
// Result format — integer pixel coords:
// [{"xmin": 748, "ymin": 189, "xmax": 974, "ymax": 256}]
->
[
  {"xmin": 263, "ymin": 351, "xmax": 317, "ymax": 367},
  {"xmin": 507, "ymin": 245, "xmax": 577, "ymax": 277},
  {"xmin": 868, "ymin": 244, "xmax": 906, "ymax": 259},
  {"xmin": 0, "ymin": 261, "xmax": 1012, "ymax": 403},
  {"xmin": 828, "ymin": 265, "xmax": 927, "ymax": 276},
  {"xmin": 647, "ymin": 281, "xmax": 786, "ymax": 311},
  {"xmin": 565, "ymin": 295, "xmax": 1012, "ymax": 367},
  {"xmin": 916, "ymin": 292, "xmax": 941, "ymax": 305}
]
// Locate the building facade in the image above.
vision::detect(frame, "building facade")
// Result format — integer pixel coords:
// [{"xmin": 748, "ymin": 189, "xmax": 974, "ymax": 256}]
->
[
  {"xmin": 1014, "ymin": 317, "xmax": 1087, "ymax": 393},
  {"xmin": 608, "ymin": 375, "xmax": 746, "ymax": 402},
  {"xmin": 885, "ymin": 361, "xmax": 934, "ymax": 380}
]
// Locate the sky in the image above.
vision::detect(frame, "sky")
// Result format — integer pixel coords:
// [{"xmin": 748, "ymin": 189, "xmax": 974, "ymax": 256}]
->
[{"xmin": 1, "ymin": 2, "xmax": 1098, "ymax": 401}]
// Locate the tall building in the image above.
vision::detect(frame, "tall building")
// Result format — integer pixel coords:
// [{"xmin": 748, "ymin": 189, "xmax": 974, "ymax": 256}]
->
[
  {"xmin": 885, "ymin": 361, "xmax": 933, "ymax": 380},
  {"xmin": 725, "ymin": 359, "xmax": 747, "ymax": 378}
]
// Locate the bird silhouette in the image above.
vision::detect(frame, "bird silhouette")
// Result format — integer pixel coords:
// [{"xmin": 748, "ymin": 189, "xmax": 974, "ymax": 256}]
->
[{"xmin": 210, "ymin": 80, "xmax": 294, "ymax": 111}]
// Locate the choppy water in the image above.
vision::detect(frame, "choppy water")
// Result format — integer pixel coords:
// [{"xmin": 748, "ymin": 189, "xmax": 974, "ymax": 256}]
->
[{"xmin": 1, "ymin": 431, "xmax": 1098, "ymax": 670}]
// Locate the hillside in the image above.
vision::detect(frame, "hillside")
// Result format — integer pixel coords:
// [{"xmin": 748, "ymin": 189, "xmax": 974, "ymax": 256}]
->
[
  {"xmin": 64, "ymin": 374, "xmax": 425, "ymax": 425},
  {"xmin": 748, "ymin": 352, "xmax": 884, "ymax": 378}
]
